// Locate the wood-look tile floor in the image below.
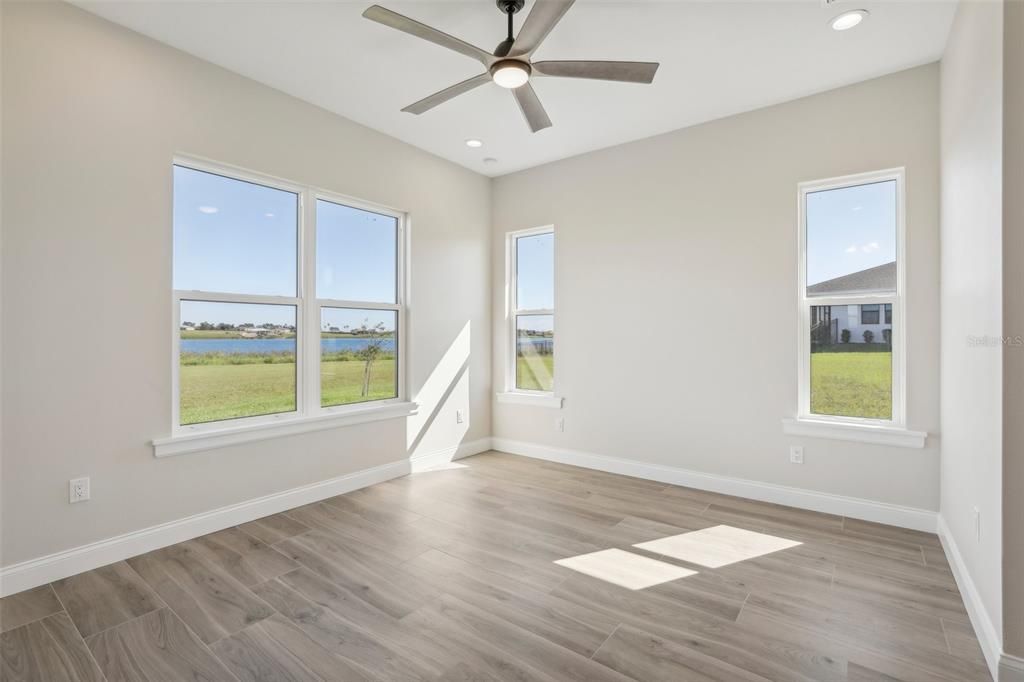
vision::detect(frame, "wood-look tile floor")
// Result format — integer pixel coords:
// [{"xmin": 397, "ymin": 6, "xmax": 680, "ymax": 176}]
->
[{"xmin": 0, "ymin": 452, "xmax": 990, "ymax": 682}]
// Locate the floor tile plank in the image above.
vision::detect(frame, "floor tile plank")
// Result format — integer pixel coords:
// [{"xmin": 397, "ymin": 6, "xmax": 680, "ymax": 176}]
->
[
  {"xmin": 0, "ymin": 585, "xmax": 64, "ymax": 633},
  {"xmin": 86, "ymin": 607, "xmax": 236, "ymax": 682},
  {"xmin": 1, "ymin": 613, "xmax": 104, "ymax": 682},
  {"xmin": 52, "ymin": 561, "xmax": 164, "ymax": 638}
]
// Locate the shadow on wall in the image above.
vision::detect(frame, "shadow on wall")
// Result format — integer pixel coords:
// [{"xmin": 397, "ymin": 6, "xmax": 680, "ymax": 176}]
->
[{"xmin": 406, "ymin": 321, "xmax": 471, "ymax": 467}]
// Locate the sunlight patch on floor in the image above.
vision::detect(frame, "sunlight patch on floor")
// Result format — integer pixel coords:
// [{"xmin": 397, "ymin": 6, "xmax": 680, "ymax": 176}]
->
[
  {"xmin": 634, "ymin": 525, "xmax": 802, "ymax": 568},
  {"xmin": 553, "ymin": 548, "xmax": 697, "ymax": 590}
]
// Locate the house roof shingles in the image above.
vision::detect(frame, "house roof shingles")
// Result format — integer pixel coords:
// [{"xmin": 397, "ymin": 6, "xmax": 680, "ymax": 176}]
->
[{"xmin": 807, "ymin": 261, "xmax": 896, "ymax": 295}]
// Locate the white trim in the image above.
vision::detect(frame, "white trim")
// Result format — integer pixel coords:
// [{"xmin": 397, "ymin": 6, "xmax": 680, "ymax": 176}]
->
[
  {"xmin": 491, "ymin": 438, "xmax": 937, "ymax": 532},
  {"xmin": 409, "ymin": 437, "xmax": 493, "ymax": 472},
  {"xmin": 153, "ymin": 401, "xmax": 418, "ymax": 457},
  {"xmin": 796, "ymin": 168, "xmax": 907, "ymax": 427},
  {"xmin": 781, "ymin": 417, "xmax": 926, "ymax": 448},
  {"xmin": 496, "ymin": 392, "xmax": 563, "ymax": 409},
  {"xmin": 0, "ymin": 458, "xmax": 411, "ymax": 597},
  {"xmin": 1001, "ymin": 654, "xmax": 1024, "ymax": 682},
  {"xmin": 937, "ymin": 515, "xmax": 1003, "ymax": 681}
]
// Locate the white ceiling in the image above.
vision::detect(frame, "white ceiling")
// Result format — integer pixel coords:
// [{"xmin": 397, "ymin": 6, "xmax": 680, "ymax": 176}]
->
[{"xmin": 74, "ymin": 0, "xmax": 957, "ymax": 177}]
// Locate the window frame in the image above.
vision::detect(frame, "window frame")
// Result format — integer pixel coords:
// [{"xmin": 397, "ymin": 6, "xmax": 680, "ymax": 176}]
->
[
  {"xmin": 796, "ymin": 167, "xmax": 907, "ymax": 428},
  {"xmin": 169, "ymin": 156, "xmax": 409, "ymax": 442},
  {"xmin": 505, "ymin": 225, "xmax": 555, "ymax": 398}
]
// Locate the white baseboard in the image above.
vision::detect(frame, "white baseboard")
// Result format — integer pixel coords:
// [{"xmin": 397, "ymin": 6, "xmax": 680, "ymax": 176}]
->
[
  {"xmin": 490, "ymin": 438, "xmax": 938, "ymax": 533},
  {"xmin": 1001, "ymin": 654, "xmax": 1024, "ymax": 682},
  {"xmin": 409, "ymin": 437, "xmax": 493, "ymax": 472},
  {"xmin": 0, "ymin": 457, "xmax": 413, "ymax": 597},
  {"xmin": 936, "ymin": 515, "xmax": 1004, "ymax": 681}
]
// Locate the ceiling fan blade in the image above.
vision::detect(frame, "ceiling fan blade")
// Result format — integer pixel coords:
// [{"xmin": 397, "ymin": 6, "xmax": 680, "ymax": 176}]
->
[
  {"xmin": 512, "ymin": 82, "xmax": 552, "ymax": 132},
  {"xmin": 532, "ymin": 60, "xmax": 660, "ymax": 84},
  {"xmin": 362, "ymin": 5, "xmax": 493, "ymax": 66},
  {"xmin": 509, "ymin": 0, "xmax": 575, "ymax": 57},
  {"xmin": 401, "ymin": 73, "xmax": 491, "ymax": 115}
]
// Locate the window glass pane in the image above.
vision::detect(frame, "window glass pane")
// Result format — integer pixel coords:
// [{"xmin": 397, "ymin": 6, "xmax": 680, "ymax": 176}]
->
[
  {"xmin": 179, "ymin": 301, "xmax": 296, "ymax": 425},
  {"xmin": 173, "ymin": 166, "xmax": 297, "ymax": 296},
  {"xmin": 516, "ymin": 315, "xmax": 554, "ymax": 391},
  {"xmin": 806, "ymin": 180, "xmax": 896, "ymax": 296},
  {"xmin": 321, "ymin": 308, "xmax": 398, "ymax": 407},
  {"xmin": 317, "ymin": 200, "xmax": 397, "ymax": 303},
  {"xmin": 516, "ymin": 232, "xmax": 554, "ymax": 310},
  {"xmin": 810, "ymin": 304, "xmax": 893, "ymax": 419}
]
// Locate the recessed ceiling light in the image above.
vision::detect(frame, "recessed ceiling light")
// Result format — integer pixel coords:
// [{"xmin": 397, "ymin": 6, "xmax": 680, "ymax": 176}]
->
[
  {"xmin": 830, "ymin": 9, "xmax": 868, "ymax": 31},
  {"xmin": 465, "ymin": 139, "xmax": 484, "ymax": 148},
  {"xmin": 198, "ymin": 205, "xmax": 219, "ymax": 214},
  {"xmin": 483, "ymin": 157, "xmax": 498, "ymax": 165}
]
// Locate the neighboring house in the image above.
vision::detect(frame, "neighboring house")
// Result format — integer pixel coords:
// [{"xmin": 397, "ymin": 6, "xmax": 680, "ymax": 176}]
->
[
  {"xmin": 808, "ymin": 262, "xmax": 895, "ymax": 344},
  {"xmin": 240, "ymin": 326, "xmax": 273, "ymax": 338}
]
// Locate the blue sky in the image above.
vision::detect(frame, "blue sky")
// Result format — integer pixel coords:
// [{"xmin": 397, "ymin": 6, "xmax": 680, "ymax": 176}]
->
[
  {"xmin": 174, "ymin": 166, "xmax": 397, "ymax": 327},
  {"xmin": 516, "ymin": 232, "xmax": 554, "ymax": 332},
  {"xmin": 806, "ymin": 179, "xmax": 896, "ymax": 288}
]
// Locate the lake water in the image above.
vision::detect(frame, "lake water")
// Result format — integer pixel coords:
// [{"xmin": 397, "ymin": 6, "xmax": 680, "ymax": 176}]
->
[
  {"xmin": 181, "ymin": 337, "xmax": 552, "ymax": 354},
  {"xmin": 181, "ymin": 338, "xmax": 394, "ymax": 354}
]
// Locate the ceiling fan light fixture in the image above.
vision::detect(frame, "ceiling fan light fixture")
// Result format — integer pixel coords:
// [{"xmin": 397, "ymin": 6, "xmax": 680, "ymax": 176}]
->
[
  {"xmin": 491, "ymin": 60, "xmax": 531, "ymax": 89},
  {"xmin": 830, "ymin": 9, "xmax": 868, "ymax": 31}
]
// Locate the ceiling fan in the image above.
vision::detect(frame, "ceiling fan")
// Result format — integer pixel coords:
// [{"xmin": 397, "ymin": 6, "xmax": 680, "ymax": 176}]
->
[{"xmin": 362, "ymin": 0, "xmax": 660, "ymax": 133}]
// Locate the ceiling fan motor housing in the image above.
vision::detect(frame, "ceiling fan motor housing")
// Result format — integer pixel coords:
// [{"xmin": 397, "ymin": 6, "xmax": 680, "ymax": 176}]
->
[{"xmin": 497, "ymin": 0, "xmax": 526, "ymax": 14}]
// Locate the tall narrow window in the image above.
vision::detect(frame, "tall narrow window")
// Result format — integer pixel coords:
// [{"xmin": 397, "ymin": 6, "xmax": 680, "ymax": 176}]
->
[
  {"xmin": 316, "ymin": 199, "xmax": 400, "ymax": 408},
  {"xmin": 799, "ymin": 169, "xmax": 903, "ymax": 424},
  {"xmin": 509, "ymin": 228, "xmax": 554, "ymax": 393},
  {"xmin": 172, "ymin": 160, "xmax": 406, "ymax": 435}
]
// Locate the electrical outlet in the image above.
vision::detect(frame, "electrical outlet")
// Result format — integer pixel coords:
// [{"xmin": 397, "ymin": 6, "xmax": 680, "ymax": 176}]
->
[
  {"xmin": 456, "ymin": 409, "xmax": 464, "ymax": 424},
  {"xmin": 974, "ymin": 507, "xmax": 981, "ymax": 542},
  {"xmin": 556, "ymin": 417, "xmax": 565, "ymax": 432},
  {"xmin": 69, "ymin": 477, "xmax": 90, "ymax": 504},
  {"xmin": 789, "ymin": 446, "xmax": 804, "ymax": 464}
]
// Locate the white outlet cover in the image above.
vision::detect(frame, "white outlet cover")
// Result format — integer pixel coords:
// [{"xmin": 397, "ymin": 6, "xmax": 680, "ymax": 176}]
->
[
  {"xmin": 789, "ymin": 446, "xmax": 804, "ymax": 464},
  {"xmin": 69, "ymin": 477, "xmax": 90, "ymax": 503}
]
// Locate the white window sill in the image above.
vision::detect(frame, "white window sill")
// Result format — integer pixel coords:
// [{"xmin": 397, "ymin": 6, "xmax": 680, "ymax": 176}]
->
[
  {"xmin": 153, "ymin": 401, "xmax": 419, "ymax": 458},
  {"xmin": 782, "ymin": 417, "xmax": 926, "ymax": 449},
  {"xmin": 496, "ymin": 392, "xmax": 563, "ymax": 409}
]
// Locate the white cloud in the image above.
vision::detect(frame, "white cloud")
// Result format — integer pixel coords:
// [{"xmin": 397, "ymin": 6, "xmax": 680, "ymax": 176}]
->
[
  {"xmin": 198, "ymin": 205, "xmax": 218, "ymax": 214},
  {"xmin": 847, "ymin": 241, "xmax": 880, "ymax": 254}
]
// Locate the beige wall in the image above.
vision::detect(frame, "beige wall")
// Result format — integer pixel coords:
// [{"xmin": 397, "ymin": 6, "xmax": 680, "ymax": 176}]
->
[
  {"xmin": 0, "ymin": 1, "xmax": 492, "ymax": 567},
  {"xmin": 1004, "ymin": 0, "xmax": 1024, "ymax": 661},
  {"xmin": 939, "ymin": 0, "xmax": 1005, "ymax": 652},
  {"xmin": 492, "ymin": 65, "xmax": 941, "ymax": 511}
]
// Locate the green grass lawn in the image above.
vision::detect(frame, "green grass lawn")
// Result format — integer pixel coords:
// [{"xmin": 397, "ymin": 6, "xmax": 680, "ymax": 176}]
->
[
  {"xmin": 180, "ymin": 358, "xmax": 396, "ymax": 425},
  {"xmin": 811, "ymin": 350, "xmax": 892, "ymax": 419},
  {"xmin": 516, "ymin": 354, "xmax": 554, "ymax": 392}
]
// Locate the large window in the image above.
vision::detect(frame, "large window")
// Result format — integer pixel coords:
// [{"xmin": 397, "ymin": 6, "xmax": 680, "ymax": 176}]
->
[
  {"xmin": 798, "ymin": 169, "xmax": 903, "ymax": 424},
  {"xmin": 508, "ymin": 227, "xmax": 554, "ymax": 394},
  {"xmin": 172, "ymin": 160, "xmax": 405, "ymax": 433}
]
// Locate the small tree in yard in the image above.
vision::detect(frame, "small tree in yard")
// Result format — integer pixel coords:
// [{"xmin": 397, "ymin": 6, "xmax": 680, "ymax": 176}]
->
[
  {"xmin": 841, "ymin": 329, "xmax": 851, "ymax": 344},
  {"xmin": 345, "ymin": 320, "xmax": 390, "ymax": 397},
  {"xmin": 882, "ymin": 329, "xmax": 892, "ymax": 346},
  {"xmin": 863, "ymin": 330, "xmax": 875, "ymax": 344}
]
